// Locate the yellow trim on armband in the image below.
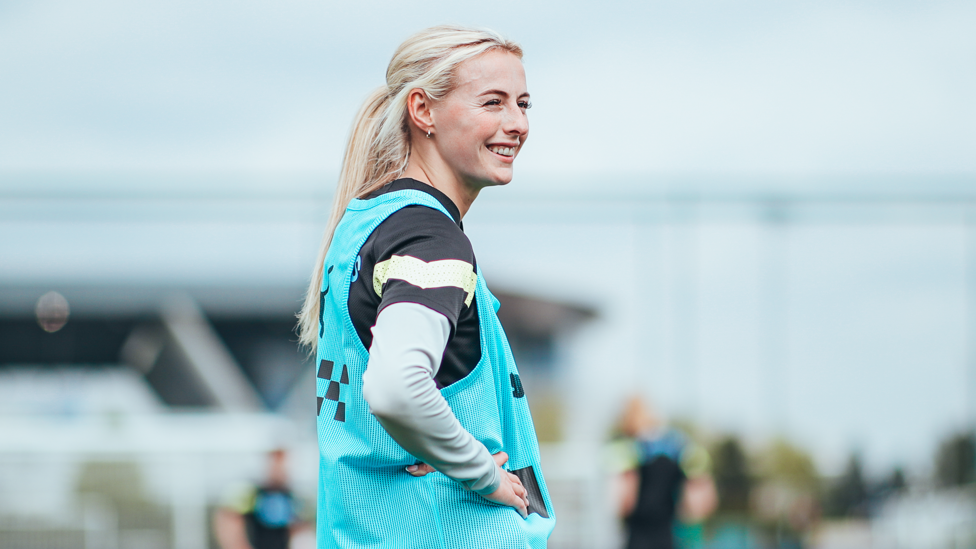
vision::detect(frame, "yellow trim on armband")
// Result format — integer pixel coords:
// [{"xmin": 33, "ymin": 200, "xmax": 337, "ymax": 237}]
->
[{"xmin": 373, "ymin": 255, "xmax": 477, "ymax": 307}]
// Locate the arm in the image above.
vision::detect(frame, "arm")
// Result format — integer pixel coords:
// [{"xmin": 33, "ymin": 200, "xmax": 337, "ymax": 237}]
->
[
  {"xmin": 213, "ymin": 508, "xmax": 254, "ymax": 549},
  {"xmin": 677, "ymin": 443, "xmax": 717, "ymax": 522},
  {"xmin": 362, "ymin": 302, "xmax": 528, "ymax": 516},
  {"xmin": 616, "ymin": 469, "xmax": 639, "ymax": 519},
  {"xmin": 678, "ymin": 475, "xmax": 718, "ymax": 522}
]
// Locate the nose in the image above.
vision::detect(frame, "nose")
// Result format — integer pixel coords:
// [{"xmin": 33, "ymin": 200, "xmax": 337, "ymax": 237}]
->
[{"xmin": 504, "ymin": 102, "xmax": 529, "ymax": 138}]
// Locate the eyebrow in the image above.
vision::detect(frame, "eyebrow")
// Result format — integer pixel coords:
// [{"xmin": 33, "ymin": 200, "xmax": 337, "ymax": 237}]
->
[{"xmin": 479, "ymin": 89, "xmax": 531, "ymax": 99}]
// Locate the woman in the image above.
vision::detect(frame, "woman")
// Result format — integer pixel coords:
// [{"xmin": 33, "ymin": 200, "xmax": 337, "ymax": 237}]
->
[
  {"xmin": 613, "ymin": 397, "xmax": 717, "ymax": 549},
  {"xmin": 297, "ymin": 25, "xmax": 555, "ymax": 548}
]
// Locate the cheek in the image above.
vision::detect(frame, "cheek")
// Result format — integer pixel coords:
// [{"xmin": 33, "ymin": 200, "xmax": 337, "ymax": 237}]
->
[
  {"xmin": 447, "ymin": 119, "xmax": 492, "ymax": 158},
  {"xmin": 471, "ymin": 115, "xmax": 498, "ymax": 140},
  {"xmin": 435, "ymin": 107, "xmax": 501, "ymax": 170},
  {"xmin": 444, "ymin": 106, "xmax": 494, "ymax": 140}
]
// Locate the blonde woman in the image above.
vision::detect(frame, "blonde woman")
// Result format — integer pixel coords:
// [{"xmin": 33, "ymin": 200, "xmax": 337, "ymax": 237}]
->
[{"xmin": 297, "ymin": 25, "xmax": 555, "ymax": 548}]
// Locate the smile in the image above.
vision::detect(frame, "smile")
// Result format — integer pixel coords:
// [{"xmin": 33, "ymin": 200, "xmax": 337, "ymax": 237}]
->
[{"xmin": 487, "ymin": 145, "xmax": 516, "ymax": 157}]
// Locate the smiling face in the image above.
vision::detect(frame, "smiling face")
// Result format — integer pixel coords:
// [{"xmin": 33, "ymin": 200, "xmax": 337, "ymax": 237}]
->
[{"xmin": 429, "ymin": 49, "xmax": 530, "ymax": 191}]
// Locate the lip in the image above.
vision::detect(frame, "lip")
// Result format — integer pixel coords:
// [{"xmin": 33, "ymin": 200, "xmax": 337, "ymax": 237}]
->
[{"xmin": 486, "ymin": 143, "xmax": 519, "ymax": 163}]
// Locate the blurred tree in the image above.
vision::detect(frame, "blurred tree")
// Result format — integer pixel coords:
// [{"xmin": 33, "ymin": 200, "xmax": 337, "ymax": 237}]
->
[
  {"xmin": 822, "ymin": 453, "xmax": 868, "ymax": 518},
  {"xmin": 865, "ymin": 465, "xmax": 908, "ymax": 510},
  {"xmin": 527, "ymin": 393, "xmax": 563, "ymax": 443},
  {"xmin": 76, "ymin": 460, "xmax": 171, "ymax": 540},
  {"xmin": 711, "ymin": 436, "xmax": 753, "ymax": 514},
  {"xmin": 934, "ymin": 432, "xmax": 976, "ymax": 487},
  {"xmin": 758, "ymin": 439, "xmax": 820, "ymax": 492},
  {"xmin": 883, "ymin": 467, "xmax": 907, "ymax": 493},
  {"xmin": 751, "ymin": 440, "xmax": 821, "ymax": 548}
]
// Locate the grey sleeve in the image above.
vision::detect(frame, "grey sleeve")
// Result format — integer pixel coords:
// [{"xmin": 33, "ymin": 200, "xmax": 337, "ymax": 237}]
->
[{"xmin": 360, "ymin": 302, "xmax": 501, "ymax": 495}]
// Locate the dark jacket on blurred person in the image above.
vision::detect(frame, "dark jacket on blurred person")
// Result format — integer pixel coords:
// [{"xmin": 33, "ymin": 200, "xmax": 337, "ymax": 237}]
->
[{"xmin": 614, "ymin": 397, "xmax": 717, "ymax": 549}]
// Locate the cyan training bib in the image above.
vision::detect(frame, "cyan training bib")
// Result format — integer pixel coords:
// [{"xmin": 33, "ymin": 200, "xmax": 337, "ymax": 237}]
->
[{"xmin": 315, "ymin": 189, "xmax": 556, "ymax": 548}]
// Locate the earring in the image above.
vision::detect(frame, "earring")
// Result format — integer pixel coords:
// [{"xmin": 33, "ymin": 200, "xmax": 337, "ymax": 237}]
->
[{"xmin": 426, "ymin": 129, "xmax": 432, "ymax": 139}]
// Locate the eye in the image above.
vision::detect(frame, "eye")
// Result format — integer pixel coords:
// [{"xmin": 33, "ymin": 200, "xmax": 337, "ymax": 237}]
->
[
  {"xmin": 518, "ymin": 100, "xmax": 532, "ymax": 110},
  {"xmin": 484, "ymin": 99, "xmax": 501, "ymax": 107}
]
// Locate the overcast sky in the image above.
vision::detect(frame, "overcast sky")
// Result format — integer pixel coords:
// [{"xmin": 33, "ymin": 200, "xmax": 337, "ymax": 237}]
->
[{"xmin": 1, "ymin": 0, "xmax": 974, "ymax": 179}]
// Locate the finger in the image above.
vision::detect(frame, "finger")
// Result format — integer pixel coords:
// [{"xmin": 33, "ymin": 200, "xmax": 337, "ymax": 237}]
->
[
  {"xmin": 516, "ymin": 501, "xmax": 528, "ymax": 519},
  {"xmin": 406, "ymin": 463, "xmax": 434, "ymax": 477},
  {"xmin": 506, "ymin": 481, "xmax": 529, "ymax": 511},
  {"xmin": 492, "ymin": 452, "xmax": 509, "ymax": 467},
  {"xmin": 512, "ymin": 482, "xmax": 525, "ymax": 497}
]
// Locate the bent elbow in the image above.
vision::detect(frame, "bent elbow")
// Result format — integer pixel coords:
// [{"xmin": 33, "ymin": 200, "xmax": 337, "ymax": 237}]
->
[{"xmin": 362, "ymin": 371, "xmax": 410, "ymax": 419}]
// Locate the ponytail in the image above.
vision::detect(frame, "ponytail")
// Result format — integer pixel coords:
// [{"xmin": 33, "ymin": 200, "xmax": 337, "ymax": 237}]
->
[
  {"xmin": 297, "ymin": 25, "xmax": 523, "ymax": 353},
  {"xmin": 296, "ymin": 87, "xmax": 400, "ymax": 351}
]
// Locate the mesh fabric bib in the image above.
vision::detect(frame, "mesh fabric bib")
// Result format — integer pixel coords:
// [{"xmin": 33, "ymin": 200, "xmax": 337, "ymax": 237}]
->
[{"xmin": 315, "ymin": 190, "xmax": 556, "ymax": 548}]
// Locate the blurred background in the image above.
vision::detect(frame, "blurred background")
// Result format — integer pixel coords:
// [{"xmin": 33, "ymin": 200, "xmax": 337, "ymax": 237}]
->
[{"xmin": 2, "ymin": 0, "xmax": 975, "ymax": 548}]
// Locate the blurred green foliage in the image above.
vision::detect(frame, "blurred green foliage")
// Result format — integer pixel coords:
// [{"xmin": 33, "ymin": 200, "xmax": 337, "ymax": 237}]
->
[
  {"xmin": 935, "ymin": 432, "xmax": 975, "ymax": 488},
  {"xmin": 711, "ymin": 437, "xmax": 753, "ymax": 515},
  {"xmin": 822, "ymin": 454, "xmax": 869, "ymax": 519},
  {"xmin": 755, "ymin": 439, "xmax": 820, "ymax": 493}
]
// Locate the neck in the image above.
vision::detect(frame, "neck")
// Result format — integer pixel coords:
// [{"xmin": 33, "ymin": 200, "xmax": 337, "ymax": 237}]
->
[{"xmin": 401, "ymin": 153, "xmax": 481, "ymax": 219}]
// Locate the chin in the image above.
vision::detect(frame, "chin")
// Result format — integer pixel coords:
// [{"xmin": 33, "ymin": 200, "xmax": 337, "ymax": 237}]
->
[
  {"xmin": 465, "ymin": 168, "xmax": 514, "ymax": 189},
  {"xmin": 467, "ymin": 179, "xmax": 510, "ymax": 190},
  {"xmin": 481, "ymin": 178, "xmax": 512, "ymax": 189},
  {"xmin": 487, "ymin": 169, "xmax": 515, "ymax": 187}
]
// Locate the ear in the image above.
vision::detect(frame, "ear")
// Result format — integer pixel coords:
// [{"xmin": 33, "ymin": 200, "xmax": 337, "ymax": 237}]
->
[{"xmin": 405, "ymin": 88, "xmax": 434, "ymax": 136}]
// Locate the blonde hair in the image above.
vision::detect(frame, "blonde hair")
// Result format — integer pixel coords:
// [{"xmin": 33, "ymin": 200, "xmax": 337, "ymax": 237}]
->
[
  {"xmin": 297, "ymin": 25, "xmax": 523, "ymax": 352},
  {"xmin": 618, "ymin": 396, "xmax": 661, "ymax": 438}
]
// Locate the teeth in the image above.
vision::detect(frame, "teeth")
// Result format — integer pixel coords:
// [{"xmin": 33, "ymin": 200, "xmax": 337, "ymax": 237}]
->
[{"xmin": 488, "ymin": 146, "xmax": 515, "ymax": 157}]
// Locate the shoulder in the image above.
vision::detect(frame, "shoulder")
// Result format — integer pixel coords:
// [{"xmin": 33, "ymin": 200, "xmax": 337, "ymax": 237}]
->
[
  {"xmin": 220, "ymin": 481, "xmax": 258, "ymax": 513},
  {"xmin": 372, "ymin": 205, "xmax": 474, "ymax": 263}
]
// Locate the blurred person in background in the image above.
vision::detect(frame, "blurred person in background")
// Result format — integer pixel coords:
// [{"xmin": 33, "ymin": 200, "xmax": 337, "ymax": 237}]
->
[
  {"xmin": 611, "ymin": 397, "xmax": 717, "ymax": 549},
  {"xmin": 214, "ymin": 449, "xmax": 306, "ymax": 549},
  {"xmin": 296, "ymin": 25, "xmax": 555, "ymax": 548}
]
